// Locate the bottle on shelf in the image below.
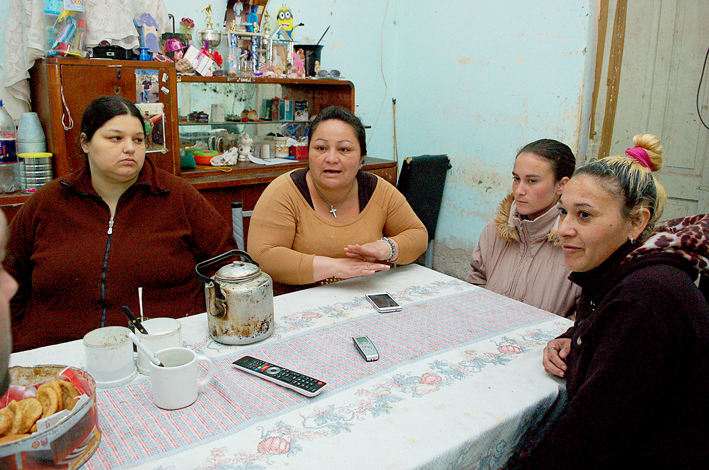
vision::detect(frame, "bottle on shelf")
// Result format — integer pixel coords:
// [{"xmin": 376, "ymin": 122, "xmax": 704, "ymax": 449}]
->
[{"xmin": 0, "ymin": 100, "xmax": 18, "ymax": 193}]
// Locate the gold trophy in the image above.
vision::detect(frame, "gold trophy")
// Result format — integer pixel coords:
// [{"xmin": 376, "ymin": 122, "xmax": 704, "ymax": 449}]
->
[{"xmin": 198, "ymin": 5, "xmax": 221, "ymax": 53}]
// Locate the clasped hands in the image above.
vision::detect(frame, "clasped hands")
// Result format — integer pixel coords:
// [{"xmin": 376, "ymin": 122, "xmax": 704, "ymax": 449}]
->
[{"xmin": 314, "ymin": 240, "xmax": 393, "ymax": 282}]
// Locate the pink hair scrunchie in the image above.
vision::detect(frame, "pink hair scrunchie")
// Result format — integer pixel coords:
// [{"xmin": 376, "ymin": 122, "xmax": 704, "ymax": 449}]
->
[{"xmin": 625, "ymin": 147, "xmax": 653, "ymax": 170}]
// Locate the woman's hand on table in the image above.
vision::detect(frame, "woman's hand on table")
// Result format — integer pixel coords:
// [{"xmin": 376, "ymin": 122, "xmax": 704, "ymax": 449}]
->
[
  {"xmin": 345, "ymin": 239, "xmax": 397, "ymax": 262},
  {"xmin": 313, "ymin": 255, "xmax": 390, "ymax": 281},
  {"xmin": 543, "ymin": 338, "xmax": 571, "ymax": 378}
]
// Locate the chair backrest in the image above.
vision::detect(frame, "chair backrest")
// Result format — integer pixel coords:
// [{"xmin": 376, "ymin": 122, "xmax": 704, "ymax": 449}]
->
[
  {"xmin": 396, "ymin": 154, "xmax": 451, "ymax": 241},
  {"xmin": 232, "ymin": 202, "xmax": 245, "ymax": 251}
]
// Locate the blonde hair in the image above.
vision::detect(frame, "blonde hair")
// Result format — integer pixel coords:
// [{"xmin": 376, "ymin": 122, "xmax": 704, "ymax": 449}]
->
[{"xmin": 576, "ymin": 133, "xmax": 667, "ymax": 241}]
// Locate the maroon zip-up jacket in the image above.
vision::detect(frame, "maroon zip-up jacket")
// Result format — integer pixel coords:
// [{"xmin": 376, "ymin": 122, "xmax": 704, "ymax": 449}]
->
[{"xmin": 4, "ymin": 157, "xmax": 237, "ymax": 352}]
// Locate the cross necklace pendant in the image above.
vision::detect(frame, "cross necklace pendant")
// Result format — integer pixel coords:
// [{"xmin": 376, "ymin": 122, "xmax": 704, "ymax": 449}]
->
[{"xmin": 313, "ymin": 179, "xmax": 356, "ymax": 219}]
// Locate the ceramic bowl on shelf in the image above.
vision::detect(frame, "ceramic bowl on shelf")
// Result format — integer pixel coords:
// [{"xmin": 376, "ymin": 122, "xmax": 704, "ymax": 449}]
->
[{"xmin": 191, "ymin": 150, "xmax": 220, "ymax": 166}]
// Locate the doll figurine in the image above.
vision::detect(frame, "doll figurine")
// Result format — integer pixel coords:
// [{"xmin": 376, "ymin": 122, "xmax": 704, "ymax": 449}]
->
[{"xmin": 237, "ymin": 133, "xmax": 254, "ymax": 162}]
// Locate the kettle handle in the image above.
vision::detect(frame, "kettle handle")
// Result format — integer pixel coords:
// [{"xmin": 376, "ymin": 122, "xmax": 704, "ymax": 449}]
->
[
  {"xmin": 195, "ymin": 249, "xmax": 258, "ymax": 284},
  {"xmin": 195, "ymin": 250, "xmax": 259, "ymax": 302}
]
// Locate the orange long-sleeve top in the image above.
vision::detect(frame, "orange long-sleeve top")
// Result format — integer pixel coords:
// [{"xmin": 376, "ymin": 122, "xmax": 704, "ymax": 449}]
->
[{"xmin": 247, "ymin": 170, "xmax": 428, "ymax": 285}]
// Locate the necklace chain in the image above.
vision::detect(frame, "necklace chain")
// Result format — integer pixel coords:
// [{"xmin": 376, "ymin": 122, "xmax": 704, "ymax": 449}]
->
[{"xmin": 313, "ymin": 180, "xmax": 356, "ymax": 218}]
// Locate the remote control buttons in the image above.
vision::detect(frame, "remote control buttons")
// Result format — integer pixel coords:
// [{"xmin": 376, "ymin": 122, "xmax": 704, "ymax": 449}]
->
[{"xmin": 232, "ymin": 355, "xmax": 327, "ymax": 397}]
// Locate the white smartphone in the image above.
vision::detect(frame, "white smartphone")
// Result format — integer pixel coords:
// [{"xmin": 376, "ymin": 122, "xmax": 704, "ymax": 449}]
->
[{"xmin": 365, "ymin": 292, "xmax": 402, "ymax": 313}]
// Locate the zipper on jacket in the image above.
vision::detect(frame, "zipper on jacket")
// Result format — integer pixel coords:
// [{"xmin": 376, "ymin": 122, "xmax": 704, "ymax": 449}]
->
[
  {"xmin": 507, "ymin": 225, "xmax": 531, "ymax": 299},
  {"xmin": 100, "ymin": 215, "xmax": 114, "ymax": 326}
]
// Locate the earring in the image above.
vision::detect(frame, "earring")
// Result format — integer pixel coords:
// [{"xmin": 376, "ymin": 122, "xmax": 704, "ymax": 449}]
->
[{"xmin": 629, "ymin": 237, "xmax": 635, "ymax": 244}]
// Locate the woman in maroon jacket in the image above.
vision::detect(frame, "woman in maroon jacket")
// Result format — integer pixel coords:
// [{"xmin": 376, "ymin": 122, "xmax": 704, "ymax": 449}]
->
[{"xmin": 4, "ymin": 96, "xmax": 237, "ymax": 351}]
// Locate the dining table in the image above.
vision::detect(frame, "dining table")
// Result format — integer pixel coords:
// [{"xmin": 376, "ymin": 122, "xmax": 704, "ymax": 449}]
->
[{"xmin": 9, "ymin": 264, "xmax": 573, "ymax": 469}]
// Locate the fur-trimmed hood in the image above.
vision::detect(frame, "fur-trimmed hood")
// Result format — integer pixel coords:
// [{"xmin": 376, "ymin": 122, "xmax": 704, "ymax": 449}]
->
[{"xmin": 494, "ymin": 194, "xmax": 562, "ymax": 246}]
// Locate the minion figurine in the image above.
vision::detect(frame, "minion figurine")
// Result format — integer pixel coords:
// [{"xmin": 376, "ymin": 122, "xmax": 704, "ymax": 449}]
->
[{"xmin": 277, "ymin": 6, "xmax": 294, "ymax": 40}]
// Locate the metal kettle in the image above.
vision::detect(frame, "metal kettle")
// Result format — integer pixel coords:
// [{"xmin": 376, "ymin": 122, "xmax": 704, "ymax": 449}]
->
[{"xmin": 195, "ymin": 250, "xmax": 274, "ymax": 345}]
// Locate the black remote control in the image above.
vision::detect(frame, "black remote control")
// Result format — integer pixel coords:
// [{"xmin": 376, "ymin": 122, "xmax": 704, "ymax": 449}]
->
[{"xmin": 232, "ymin": 356, "xmax": 327, "ymax": 397}]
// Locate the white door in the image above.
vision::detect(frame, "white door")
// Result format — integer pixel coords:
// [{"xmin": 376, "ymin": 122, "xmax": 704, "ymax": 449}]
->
[{"xmin": 587, "ymin": 0, "xmax": 709, "ymax": 220}]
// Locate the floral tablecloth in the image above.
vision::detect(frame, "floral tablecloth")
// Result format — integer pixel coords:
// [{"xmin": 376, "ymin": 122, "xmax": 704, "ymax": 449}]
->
[{"xmin": 11, "ymin": 264, "xmax": 573, "ymax": 469}]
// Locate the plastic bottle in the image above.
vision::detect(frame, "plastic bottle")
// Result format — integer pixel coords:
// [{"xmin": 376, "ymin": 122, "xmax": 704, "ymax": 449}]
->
[
  {"xmin": 0, "ymin": 101, "xmax": 17, "ymax": 163},
  {"xmin": 69, "ymin": 18, "xmax": 86, "ymax": 56},
  {"xmin": 0, "ymin": 100, "xmax": 18, "ymax": 193}
]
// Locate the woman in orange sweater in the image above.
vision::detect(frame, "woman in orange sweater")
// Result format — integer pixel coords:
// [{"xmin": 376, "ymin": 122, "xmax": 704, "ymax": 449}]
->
[{"xmin": 247, "ymin": 106, "xmax": 427, "ymax": 288}]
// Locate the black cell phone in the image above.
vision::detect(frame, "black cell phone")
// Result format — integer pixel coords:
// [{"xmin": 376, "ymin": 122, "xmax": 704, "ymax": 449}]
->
[{"xmin": 365, "ymin": 292, "xmax": 402, "ymax": 313}]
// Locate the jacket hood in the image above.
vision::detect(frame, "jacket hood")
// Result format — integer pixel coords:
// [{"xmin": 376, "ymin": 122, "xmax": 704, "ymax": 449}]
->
[
  {"xmin": 626, "ymin": 213, "xmax": 709, "ymax": 276},
  {"xmin": 494, "ymin": 193, "xmax": 562, "ymax": 246}
]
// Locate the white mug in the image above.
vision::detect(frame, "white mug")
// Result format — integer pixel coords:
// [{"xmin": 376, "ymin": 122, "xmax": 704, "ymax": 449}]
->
[
  {"xmin": 150, "ymin": 347, "xmax": 213, "ymax": 410},
  {"xmin": 83, "ymin": 326, "xmax": 137, "ymax": 389},
  {"xmin": 135, "ymin": 318, "xmax": 182, "ymax": 375}
]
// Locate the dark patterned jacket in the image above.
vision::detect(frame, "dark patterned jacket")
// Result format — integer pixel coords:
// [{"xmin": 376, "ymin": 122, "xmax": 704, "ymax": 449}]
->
[{"xmin": 523, "ymin": 215, "xmax": 709, "ymax": 469}]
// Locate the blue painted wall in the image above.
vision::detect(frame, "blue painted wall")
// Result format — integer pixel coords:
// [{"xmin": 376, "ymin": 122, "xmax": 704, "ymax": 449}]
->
[{"xmin": 1, "ymin": 0, "xmax": 594, "ymax": 279}]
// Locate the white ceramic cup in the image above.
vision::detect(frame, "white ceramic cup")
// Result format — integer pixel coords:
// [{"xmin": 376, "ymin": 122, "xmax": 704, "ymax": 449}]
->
[
  {"xmin": 83, "ymin": 326, "xmax": 137, "ymax": 389},
  {"xmin": 149, "ymin": 347, "xmax": 214, "ymax": 410},
  {"xmin": 135, "ymin": 318, "xmax": 182, "ymax": 375}
]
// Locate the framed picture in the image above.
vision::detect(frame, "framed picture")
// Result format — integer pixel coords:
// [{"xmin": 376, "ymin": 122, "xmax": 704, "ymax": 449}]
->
[
  {"xmin": 135, "ymin": 69, "xmax": 159, "ymax": 104},
  {"xmin": 135, "ymin": 102, "xmax": 166, "ymax": 153},
  {"xmin": 271, "ymin": 42, "xmax": 289, "ymax": 75}
]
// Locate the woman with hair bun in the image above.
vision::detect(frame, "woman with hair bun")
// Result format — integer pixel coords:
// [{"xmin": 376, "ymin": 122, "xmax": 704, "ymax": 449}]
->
[
  {"xmin": 510, "ymin": 134, "xmax": 709, "ymax": 469},
  {"xmin": 467, "ymin": 139, "xmax": 581, "ymax": 317}
]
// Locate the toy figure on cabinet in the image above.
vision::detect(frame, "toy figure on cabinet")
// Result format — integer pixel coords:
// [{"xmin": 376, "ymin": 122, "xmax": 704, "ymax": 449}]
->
[
  {"xmin": 238, "ymin": 133, "xmax": 254, "ymax": 162},
  {"xmin": 277, "ymin": 7, "xmax": 294, "ymax": 40},
  {"xmin": 291, "ymin": 49, "xmax": 305, "ymax": 78}
]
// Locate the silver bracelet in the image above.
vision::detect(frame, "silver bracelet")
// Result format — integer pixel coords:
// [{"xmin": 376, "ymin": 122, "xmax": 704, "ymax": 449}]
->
[{"xmin": 380, "ymin": 237, "xmax": 396, "ymax": 262}]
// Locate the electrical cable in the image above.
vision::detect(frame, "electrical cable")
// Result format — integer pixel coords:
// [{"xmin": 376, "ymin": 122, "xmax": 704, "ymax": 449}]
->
[
  {"xmin": 366, "ymin": 0, "xmax": 391, "ymax": 146},
  {"xmin": 696, "ymin": 45, "xmax": 709, "ymax": 130},
  {"xmin": 392, "ymin": 98, "xmax": 398, "ymax": 163}
]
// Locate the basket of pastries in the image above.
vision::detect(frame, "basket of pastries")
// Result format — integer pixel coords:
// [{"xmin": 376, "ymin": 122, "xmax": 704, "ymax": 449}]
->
[{"xmin": 0, "ymin": 365, "xmax": 99, "ymax": 470}]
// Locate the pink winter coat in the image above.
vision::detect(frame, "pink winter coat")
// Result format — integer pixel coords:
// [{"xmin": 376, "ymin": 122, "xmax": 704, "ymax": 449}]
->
[{"xmin": 467, "ymin": 194, "xmax": 580, "ymax": 317}]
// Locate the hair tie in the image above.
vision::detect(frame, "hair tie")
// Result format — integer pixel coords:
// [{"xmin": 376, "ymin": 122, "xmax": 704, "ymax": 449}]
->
[{"xmin": 625, "ymin": 147, "xmax": 653, "ymax": 170}]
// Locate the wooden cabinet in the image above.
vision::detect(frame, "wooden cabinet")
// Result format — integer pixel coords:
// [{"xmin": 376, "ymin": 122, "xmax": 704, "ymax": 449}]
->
[
  {"xmin": 0, "ymin": 58, "xmax": 397, "ymax": 230},
  {"xmin": 28, "ymin": 58, "xmax": 180, "ymax": 176}
]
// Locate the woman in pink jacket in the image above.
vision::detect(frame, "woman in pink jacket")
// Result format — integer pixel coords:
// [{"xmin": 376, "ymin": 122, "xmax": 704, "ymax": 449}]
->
[{"xmin": 467, "ymin": 139, "xmax": 580, "ymax": 317}]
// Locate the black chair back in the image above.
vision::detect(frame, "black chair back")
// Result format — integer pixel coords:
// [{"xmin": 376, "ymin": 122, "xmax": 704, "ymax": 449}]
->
[{"xmin": 396, "ymin": 154, "xmax": 451, "ymax": 242}]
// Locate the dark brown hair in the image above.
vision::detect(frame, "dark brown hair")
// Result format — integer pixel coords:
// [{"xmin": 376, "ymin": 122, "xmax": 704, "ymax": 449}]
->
[
  {"xmin": 80, "ymin": 96, "xmax": 145, "ymax": 145},
  {"xmin": 308, "ymin": 106, "xmax": 367, "ymax": 157}
]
